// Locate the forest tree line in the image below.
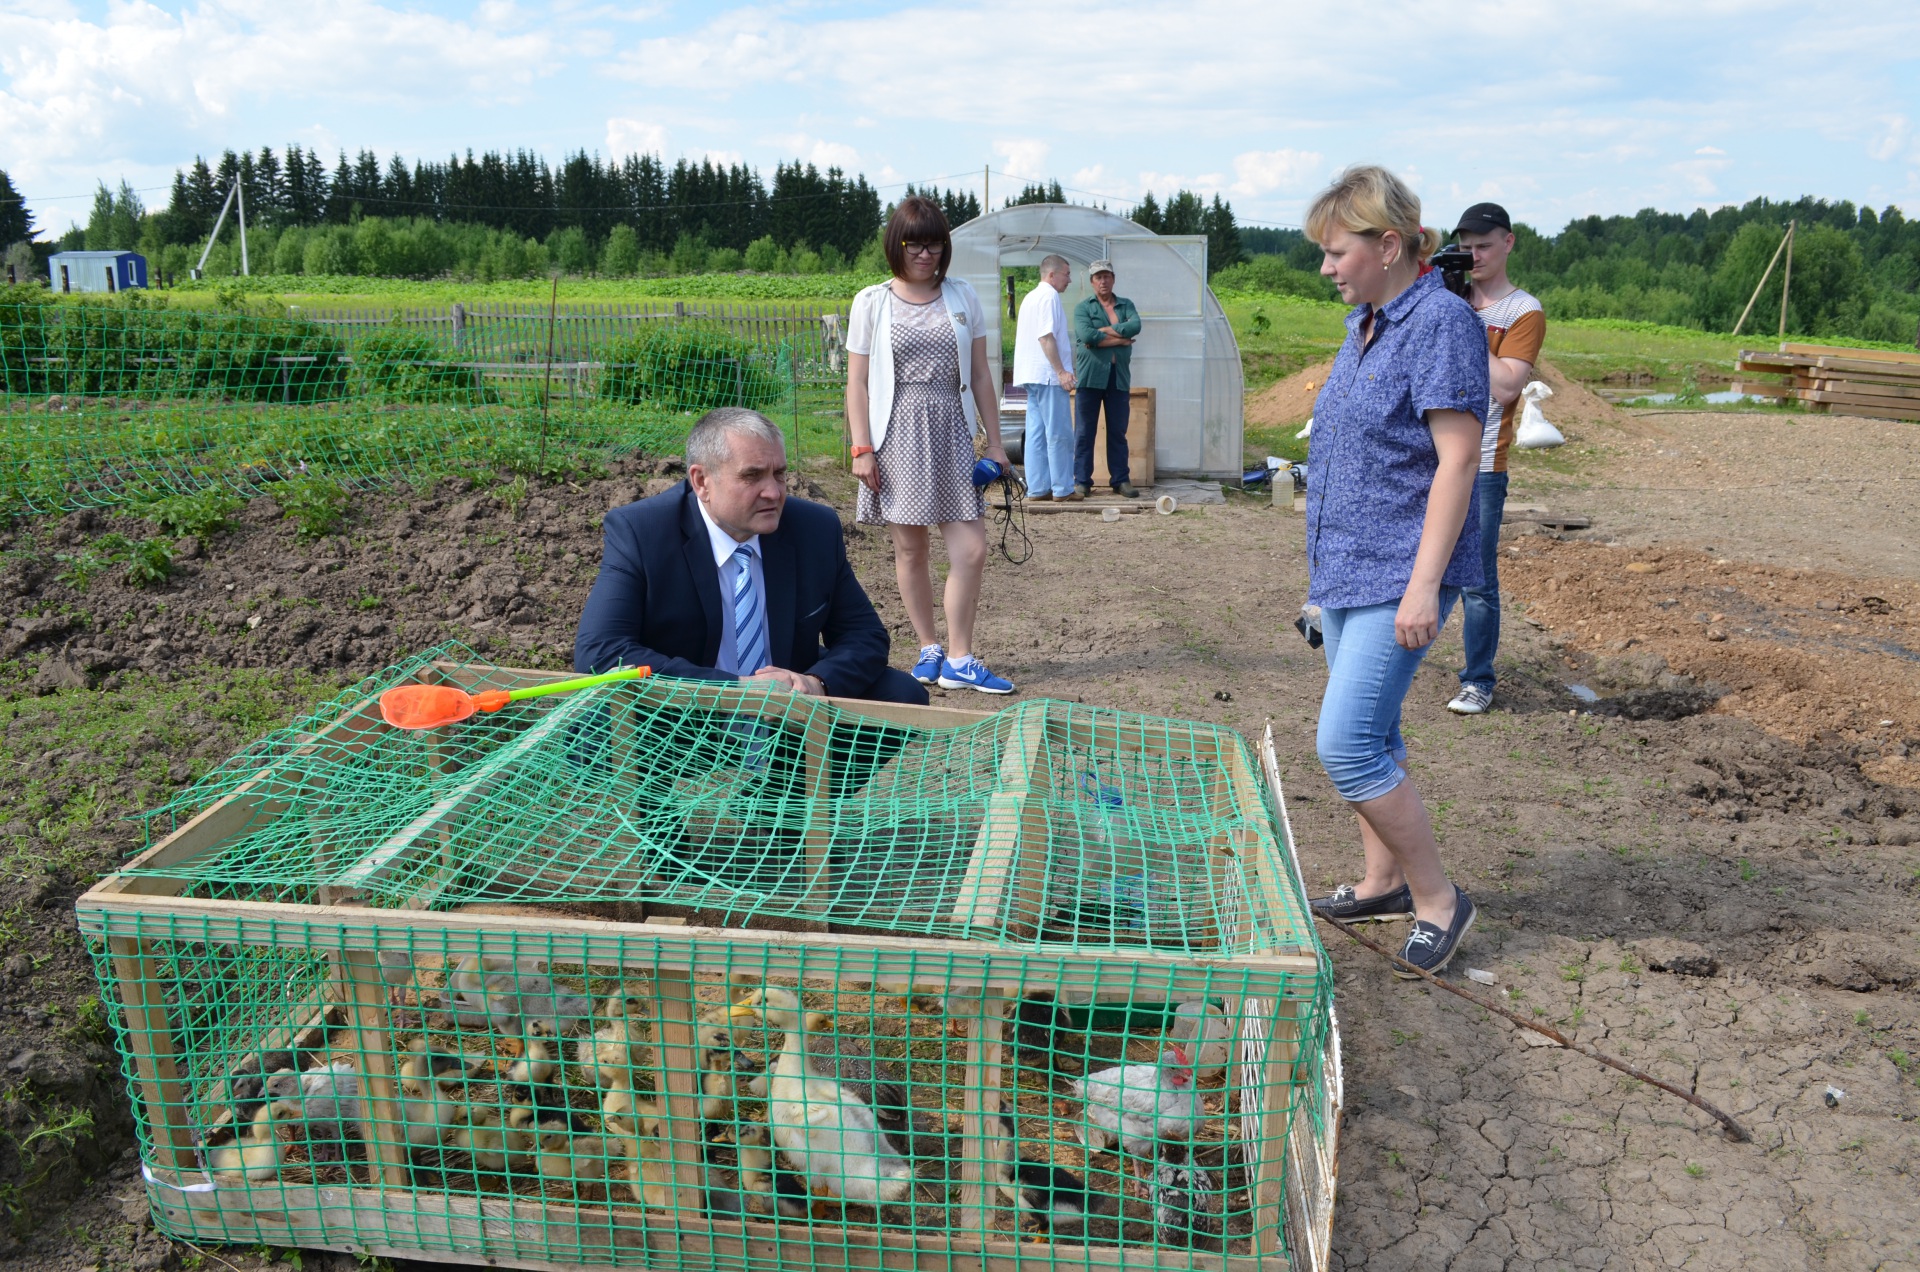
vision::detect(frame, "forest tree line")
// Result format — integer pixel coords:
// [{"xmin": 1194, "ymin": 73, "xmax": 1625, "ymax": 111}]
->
[
  {"xmin": 7, "ymin": 147, "xmax": 1918, "ymax": 341},
  {"xmin": 1226, "ymin": 198, "xmax": 1920, "ymax": 344}
]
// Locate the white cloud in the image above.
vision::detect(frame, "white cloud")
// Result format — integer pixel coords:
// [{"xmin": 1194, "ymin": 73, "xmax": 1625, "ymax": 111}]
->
[
  {"xmin": 1694, "ymin": 145, "xmax": 1727, "ymax": 155},
  {"xmin": 0, "ymin": 2, "xmax": 553, "ymax": 186},
  {"xmin": 1230, "ymin": 148, "xmax": 1322, "ymax": 196},
  {"xmin": 993, "ymin": 140, "xmax": 1049, "ymax": 181},
  {"xmin": 607, "ymin": 118, "xmax": 668, "ymax": 156},
  {"xmin": 1869, "ymin": 116, "xmax": 1910, "ymax": 163},
  {"xmin": 702, "ymin": 149, "xmax": 744, "ymax": 168}
]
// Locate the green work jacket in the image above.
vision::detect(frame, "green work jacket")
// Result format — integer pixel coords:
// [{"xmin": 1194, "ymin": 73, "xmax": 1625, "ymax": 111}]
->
[{"xmin": 1072, "ymin": 294, "xmax": 1143, "ymax": 391}]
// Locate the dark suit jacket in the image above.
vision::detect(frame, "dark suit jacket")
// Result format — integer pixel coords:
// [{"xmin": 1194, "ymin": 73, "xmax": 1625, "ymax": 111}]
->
[{"xmin": 574, "ymin": 482, "xmax": 890, "ymax": 695}]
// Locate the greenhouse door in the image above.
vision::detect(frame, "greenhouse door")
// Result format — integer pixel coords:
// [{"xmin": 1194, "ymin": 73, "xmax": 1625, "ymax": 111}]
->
[{"xmin": 1102, "ymin": 234, "xmax": 1208, "ymax": 472}]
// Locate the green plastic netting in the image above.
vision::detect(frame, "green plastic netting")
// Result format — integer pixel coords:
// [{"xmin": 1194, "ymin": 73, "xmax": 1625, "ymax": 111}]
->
[
  {"xmin": 131, "ymin": 644, "xmax": 1314, "ymax": 956},
  {"xmin": 83, "ymin": 646, "xmax": 1336, "ymax": 1269},
  {"xmin": 1, "ymin": 293, "xmax": 849, "ymax": 512}
]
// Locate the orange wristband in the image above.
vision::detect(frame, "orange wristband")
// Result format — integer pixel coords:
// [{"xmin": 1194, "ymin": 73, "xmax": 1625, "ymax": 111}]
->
[{"xmin": 850, "ymin": 445, "xmax": 874, "ymax": 458}]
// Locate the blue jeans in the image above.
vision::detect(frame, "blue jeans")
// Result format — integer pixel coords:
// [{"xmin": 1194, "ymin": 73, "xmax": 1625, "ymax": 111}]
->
[
  {"xmin": 1317, "ymin": 589, "xmax": 1461, "ymax": 803},
  {"xmin": 1458, "ymin": 470, "xmax": 1508, "ymax": 689},
  {"xmin": 1020, "ymin": 382, "xmax": 1075, "ymax": 497},
  {"xmin": 1074, "ymin": 385, "xmax": 1130, "ymax": 487}
]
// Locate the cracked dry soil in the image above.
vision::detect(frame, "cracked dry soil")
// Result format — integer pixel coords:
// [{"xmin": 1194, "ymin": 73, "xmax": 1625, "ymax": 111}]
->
[{"xmin": 1, "ymin": 403, "xmax": 1917, "ymax": 1270}]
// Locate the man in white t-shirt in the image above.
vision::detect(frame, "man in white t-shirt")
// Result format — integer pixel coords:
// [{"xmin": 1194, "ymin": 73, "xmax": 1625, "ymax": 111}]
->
[
  {"xmin": 1447, "ymin": 202, "xmax": 1545, "ymax": 716},
  {"xmin": 1011, "ymin": 255, "xmax": 1080, "ymax": 500}
]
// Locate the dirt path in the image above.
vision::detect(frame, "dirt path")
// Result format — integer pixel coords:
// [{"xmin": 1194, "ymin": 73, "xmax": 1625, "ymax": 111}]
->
[{"xmin": 1, "ymin": 407, "xmax": 1917, "ymax": 1270}]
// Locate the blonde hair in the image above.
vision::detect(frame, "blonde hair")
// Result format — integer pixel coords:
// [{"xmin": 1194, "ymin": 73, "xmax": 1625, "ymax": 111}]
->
[{"xmin": 1304, "ymin": 165, "xmax": 1442, "ymax": 264}]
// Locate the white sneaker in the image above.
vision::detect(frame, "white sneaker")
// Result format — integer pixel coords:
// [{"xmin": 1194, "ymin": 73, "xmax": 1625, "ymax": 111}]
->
[{"xmin": 1447, "ymin": 684, "xmax": 1493, "ymax": 714}]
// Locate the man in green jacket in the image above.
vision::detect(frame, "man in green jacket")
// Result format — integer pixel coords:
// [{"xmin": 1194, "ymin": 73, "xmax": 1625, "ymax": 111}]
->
[{"xmin": 1071, "ymin": 260, "xmax": 1144, "ymax": 497}]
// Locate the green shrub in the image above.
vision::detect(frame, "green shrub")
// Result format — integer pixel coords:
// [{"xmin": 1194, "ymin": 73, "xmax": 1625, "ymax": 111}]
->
[
  {"xmin": 351, "ymin": 322, "xmax": 490, "ymax": 403},
  {"xmin": 1212, "ymin": 255, "xmax": 1338, "ymax": 301},
  {"xmin": 10, "ymin": 298, "xmax": 348, "ymax": 401},
  {"xmin": 277, "ymin": 474, "xmax": 349, "ymax": 539},
  {"xmin": 143, "ymin": 488, "xmax": 243, "ymax": 538},
  {"xmin": 124, "ymin": 538, "xmax": 173, "ymax": 587},
  {"xmin": 597, "ymin": 325, "xmax": 783, "ymax": 412}
]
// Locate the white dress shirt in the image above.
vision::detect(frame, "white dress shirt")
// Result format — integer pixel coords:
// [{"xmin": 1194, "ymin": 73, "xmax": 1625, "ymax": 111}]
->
[
  {"xmin": 1011, "ymin": 280, "xmax": 1071, "ymax": 387},
  {"xmin": 695, "ymin": 499, "xmax": 765, "ymax": 675}
]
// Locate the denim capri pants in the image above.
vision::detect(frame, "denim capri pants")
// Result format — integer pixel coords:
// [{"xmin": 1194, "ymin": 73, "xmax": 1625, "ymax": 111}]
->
[{"xmin": 1315, "ymin": 589, "xmax": 1461, "ymax": 803}]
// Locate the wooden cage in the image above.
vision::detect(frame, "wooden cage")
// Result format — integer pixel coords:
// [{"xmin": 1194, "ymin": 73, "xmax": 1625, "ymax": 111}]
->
[{"xmin": 78, "ymin": 659, "xmax": 1340, "ymax": 1271}]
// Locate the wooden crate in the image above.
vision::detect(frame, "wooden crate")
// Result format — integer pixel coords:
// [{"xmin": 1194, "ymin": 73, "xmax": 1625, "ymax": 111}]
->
[
  {"xmin": 78, "ymin": 662, "xmax": 1336, "ymax": 1272},
  {"xmin": 1077, "ymin": 386, "xmax": 1157, "ymax": 489}
]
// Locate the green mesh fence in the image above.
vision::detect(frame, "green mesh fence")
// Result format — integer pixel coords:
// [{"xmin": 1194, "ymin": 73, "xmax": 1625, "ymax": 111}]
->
[
  {"xmin": 1, "ymin": 293, "xmax": 850, "ymax": 513},
  {"xmin": 80, "ymin": 646, "xmax": 1336, "ymax": 1269}
]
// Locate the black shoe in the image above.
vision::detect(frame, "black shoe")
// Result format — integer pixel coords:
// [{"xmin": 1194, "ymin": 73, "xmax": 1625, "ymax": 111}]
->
[
  {"xmin": 1073, "ymin": 482, "xmax": 1092, "ymax": 498},
  {"xmin": 1394, "ymin": 887, "xmax": 1476, "ymax": 979},
  {"xmin": 1113, "ymin": 481, "xmax": 1138, "ymax": 498},
  {"xmin": 1309, "ymin": 883, "xmax": 1414, "ymax": 924}
]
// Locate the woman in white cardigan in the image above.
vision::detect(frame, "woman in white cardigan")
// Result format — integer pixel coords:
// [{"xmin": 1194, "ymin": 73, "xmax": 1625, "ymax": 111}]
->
[{"xmin": 845, "ymin": 196, "xmax": 1015, "ymax": 695}]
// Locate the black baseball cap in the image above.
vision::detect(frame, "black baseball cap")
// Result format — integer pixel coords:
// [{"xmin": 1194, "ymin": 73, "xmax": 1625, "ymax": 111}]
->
[{"xmin": 1454, "ymin": 202, "xmax": 1512, "ymax": 235}]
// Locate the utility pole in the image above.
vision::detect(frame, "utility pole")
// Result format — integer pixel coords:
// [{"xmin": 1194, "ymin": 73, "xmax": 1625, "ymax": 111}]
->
[
  {"xmin": 984, "ymin": 165, "xmax": 989, "ymax": 213},
  {"xmin": 1731, "ymin": 221, "xmax": 1794, "ymax": 338},
  {"xmin": 237, "ymin": 181, "xmax": 249, "ymax": 276},
  {"xmin": 1776, "ymin": 220, "xmax": 1794, "ymax": 338}
]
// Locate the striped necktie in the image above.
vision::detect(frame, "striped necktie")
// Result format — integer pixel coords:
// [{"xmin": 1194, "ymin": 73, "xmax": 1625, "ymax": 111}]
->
[{"xmin": 728, "ymin": 543, "xmax": 768, "ymax": 676}]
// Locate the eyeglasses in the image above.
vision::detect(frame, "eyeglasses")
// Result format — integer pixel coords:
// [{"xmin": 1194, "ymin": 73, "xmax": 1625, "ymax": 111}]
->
[{"xmin": 900, "ymin": 242, "xmax": 943, "ymax": 257}]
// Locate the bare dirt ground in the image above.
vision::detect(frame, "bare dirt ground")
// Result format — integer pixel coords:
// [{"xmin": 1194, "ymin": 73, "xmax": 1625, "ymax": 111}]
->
[{"xmin": 1, "ymin": 398, "xmax": 1917, "ymax": 1270}]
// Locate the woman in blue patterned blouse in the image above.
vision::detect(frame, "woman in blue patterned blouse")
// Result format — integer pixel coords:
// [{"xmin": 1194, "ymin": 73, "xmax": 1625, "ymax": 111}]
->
[{"xmin": 1301, "ymin": 165, "xmax": 1489, "ymax": 977}]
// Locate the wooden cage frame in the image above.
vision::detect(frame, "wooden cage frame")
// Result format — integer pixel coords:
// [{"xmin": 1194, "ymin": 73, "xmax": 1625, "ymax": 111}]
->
[{"xmin": 77, "ymin": 662, "xmax": 1340, "ymax": 1272}]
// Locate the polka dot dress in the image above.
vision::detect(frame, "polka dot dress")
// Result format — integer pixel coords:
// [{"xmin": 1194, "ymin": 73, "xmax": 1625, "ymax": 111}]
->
[{"xmin": 856, "ymin": 295, "xmax": 986, "ymax": 527}]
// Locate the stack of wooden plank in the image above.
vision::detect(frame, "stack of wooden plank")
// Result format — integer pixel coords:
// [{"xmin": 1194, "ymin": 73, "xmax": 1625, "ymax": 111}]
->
[{"xmin": 1734, "ymin": 342, "xmax": 1920, "ymax": 421}]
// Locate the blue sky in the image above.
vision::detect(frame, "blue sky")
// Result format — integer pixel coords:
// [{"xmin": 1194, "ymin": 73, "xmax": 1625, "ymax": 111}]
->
[{"xmin": 3, "ymin": 0, "xmax": 1918, "ymax": 239}]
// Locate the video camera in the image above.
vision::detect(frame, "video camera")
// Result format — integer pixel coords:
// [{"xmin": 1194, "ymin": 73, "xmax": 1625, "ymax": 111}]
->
[{"xmin": 1430, "ymin": 243, "xmax": 1474, "ymax": 299}]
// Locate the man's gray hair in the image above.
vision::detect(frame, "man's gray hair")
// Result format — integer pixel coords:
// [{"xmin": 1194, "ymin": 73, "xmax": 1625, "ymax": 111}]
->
[
  {"xmin": 685, "ymin": 407, "xmax": 786, "ymax": 470},
  {"xmin": 1039, "ymin": 254, "xmax": 1070, "ymax": 276}
]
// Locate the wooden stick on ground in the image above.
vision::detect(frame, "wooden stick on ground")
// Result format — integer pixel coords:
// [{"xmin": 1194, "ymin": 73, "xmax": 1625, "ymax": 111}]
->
[{"xmin": 1319, "ymin": 913, "xmax": 1753, "ymax": 1143}]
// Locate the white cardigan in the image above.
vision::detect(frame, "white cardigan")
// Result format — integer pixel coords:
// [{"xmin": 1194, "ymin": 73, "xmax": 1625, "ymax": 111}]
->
[{"xmin": 847, "ymin": 278, "xmax": 989, "ymax": 451}]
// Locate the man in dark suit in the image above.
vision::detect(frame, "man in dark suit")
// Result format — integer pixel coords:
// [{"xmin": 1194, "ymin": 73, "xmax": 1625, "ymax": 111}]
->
[{"xmin": 575, "ymin": 407, "xmax": 926, "ymax": 706}]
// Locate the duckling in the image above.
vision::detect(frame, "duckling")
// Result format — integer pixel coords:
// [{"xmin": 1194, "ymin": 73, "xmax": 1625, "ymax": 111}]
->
[
  {"xmin": 576, "ymin": 995, "xmax": 648, "ymax": 1089},
  {"xmin": 732, "ymin": 1122, "xmax": 810, "ymax": 1219},
  {"xmin": 616, "ymin": 1130, "xmax": 674, "ymax": 1208},
  {"xmin": 451, "ymin": 1105, "xmax": 535, "ymax": 1173},
  {"xmin": 506, "ymin": 1023, "xmax": 558, "ymax": 1087},
  {"xmin": 207, "ymin": 1102, "xmax": 288, "ymax": 1181},
  {"xmin": 600, "ymin": 1078, "xmax": 663, "ymax": 1138},
  {"xmin": 397, "ymin": 1045, "xmax": 467, "ymax": 1149},
  {"xmin": 535, "ymin": 1120, "xmax": 612, "ymax": 1185}
]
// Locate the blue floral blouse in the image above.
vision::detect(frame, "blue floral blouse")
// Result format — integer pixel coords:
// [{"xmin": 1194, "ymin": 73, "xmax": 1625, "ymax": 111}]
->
[{"xmin": 1305, "ymin": 269, "xmax": 1490, "ymax": 609}]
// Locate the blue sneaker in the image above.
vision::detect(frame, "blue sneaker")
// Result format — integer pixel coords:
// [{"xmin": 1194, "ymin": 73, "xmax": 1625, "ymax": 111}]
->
[
  {"xmin": 911, "ymin": 643, "xmax": 945, "ymax": 685},
  {"xmin": 938, "ymin": 654, "xmax": 1015, "ymax": 695}
]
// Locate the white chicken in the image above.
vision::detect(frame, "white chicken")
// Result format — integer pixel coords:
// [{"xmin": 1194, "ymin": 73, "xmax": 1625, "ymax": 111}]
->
[
  {"xmin": 1070, "ymin": 1044, "xmax": 1199, "ymax": 1156},
  {"xmin": 728, "ymin": 988, "xmax": 914, "ymax": 1206},
  {"xmin": 207, "ymin": 1102, "xmax": 289, "ymax": 1181}
]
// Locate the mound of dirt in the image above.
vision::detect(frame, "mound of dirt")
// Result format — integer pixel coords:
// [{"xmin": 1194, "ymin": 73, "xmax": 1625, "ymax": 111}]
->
[
  {"xmin": 1505, "ymin": 538, "xmax": 1920, "ymax": 754},
  {"xmin": 1531, "ymin": 360, "xmax": 1624, "ymax": 434},
  {"xmin": 1246, "ymin": 359, "xmax": 1332, "ymax": 429}
]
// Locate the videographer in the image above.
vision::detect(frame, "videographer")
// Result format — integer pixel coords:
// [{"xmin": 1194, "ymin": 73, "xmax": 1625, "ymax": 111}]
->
[
  {"xmin": 1302, "ymin": 165, "xmax": 1488, "ymax": 977},
  {"xmin": 1445, "ymin": 202, "xmax": 1544, "ymax": 716}
]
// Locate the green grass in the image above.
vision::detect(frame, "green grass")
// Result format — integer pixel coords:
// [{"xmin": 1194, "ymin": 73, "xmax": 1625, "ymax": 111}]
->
[{"xmin": 0, "ymin": 668, "xmax": 331, "ymax": 885}]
